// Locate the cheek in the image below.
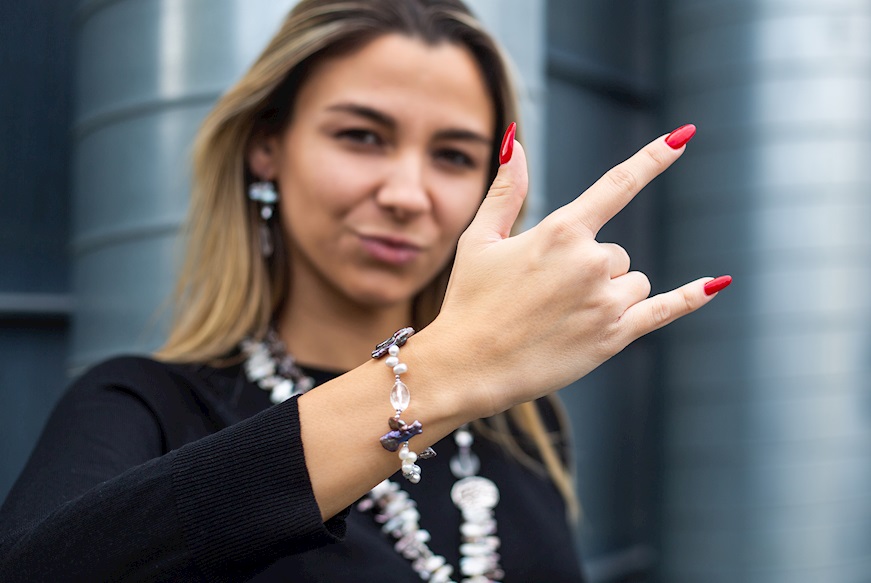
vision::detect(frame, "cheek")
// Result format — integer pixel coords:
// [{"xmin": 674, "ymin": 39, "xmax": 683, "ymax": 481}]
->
[{"xmin": 281, "ymin": 154, "xmax": 375, "ymax": 220}]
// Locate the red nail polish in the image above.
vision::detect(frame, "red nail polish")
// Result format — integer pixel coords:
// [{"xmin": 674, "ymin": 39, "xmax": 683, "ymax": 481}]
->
[
  {"xmin": 499, "ymin": 122, "xmax": 517, "ymax": 165},
  {"xmin": 704, "ymin": 275, "xmax": 732, "ymax": 296},
  {"xmin": 665, "ymin": 124, "xmax": 697, "ymax": 149}
]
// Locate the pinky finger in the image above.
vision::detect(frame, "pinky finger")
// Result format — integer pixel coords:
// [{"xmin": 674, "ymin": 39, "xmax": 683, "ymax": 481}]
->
[{"xmin": 620, "ymin": 275, "xmax": 732, "ymax": 340}]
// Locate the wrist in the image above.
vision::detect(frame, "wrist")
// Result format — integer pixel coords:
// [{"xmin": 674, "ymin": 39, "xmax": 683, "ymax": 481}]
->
[{"xmin": 399, "ymin": 322, "xmax": 501, "ymax": 423}]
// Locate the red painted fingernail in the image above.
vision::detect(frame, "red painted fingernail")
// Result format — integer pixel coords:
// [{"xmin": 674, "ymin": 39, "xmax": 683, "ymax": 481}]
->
[
  {"xmin": 704, "ymin": 275, "xmax": 732, "ymax": 296},
  {"xmin": 499, "ymin": 122, "xmax": 517, "ymax": 165},
  {"xmin": 665, "ymin": 124, "xmax": 697, "ymax": 149}
]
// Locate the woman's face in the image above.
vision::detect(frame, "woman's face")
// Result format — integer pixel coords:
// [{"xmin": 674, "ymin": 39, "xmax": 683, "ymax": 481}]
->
[{"xmin": 252, "ymin": 34, "xmax": 495, "ymax": 310}]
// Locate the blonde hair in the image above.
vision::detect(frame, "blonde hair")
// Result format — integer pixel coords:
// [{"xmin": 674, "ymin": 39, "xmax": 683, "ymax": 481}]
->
[{"xmin": 156, "ymin": 0, "xmax": 577, "ymax": 519}]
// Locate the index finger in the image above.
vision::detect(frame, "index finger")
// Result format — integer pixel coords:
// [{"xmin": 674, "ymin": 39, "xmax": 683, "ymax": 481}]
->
[{"xmin": 567, "ymin": 124, "xmax": 696, "ymax": 235}]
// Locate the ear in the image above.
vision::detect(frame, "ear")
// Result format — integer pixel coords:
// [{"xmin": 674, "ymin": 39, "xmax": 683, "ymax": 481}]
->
[{"xmin": 247, "ymin": 134, "xmax": 281, "ymax": 181}]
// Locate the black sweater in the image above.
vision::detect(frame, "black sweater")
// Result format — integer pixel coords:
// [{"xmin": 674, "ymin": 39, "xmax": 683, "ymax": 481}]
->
[{"xmin": 0, "ymin": 356, "xmax": 584, "ymax": 582}]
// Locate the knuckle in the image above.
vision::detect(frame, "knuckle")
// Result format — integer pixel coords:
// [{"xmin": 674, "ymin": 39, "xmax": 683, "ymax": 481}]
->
[
  {"xmin": 605, "ymin": 165, "xmax": 638, "ymax": 197},
  {"xmin": 651, "ymin": 297, "xmax": 673, "ymax": 326},
  {"xmin": 543, "ymin": 214, "xmax": 585, "ymax": 245},
  {"xmin": 650, "ymin": 289, "xmax": 696, "ymax": 329},
  {"xmin": 457, "ymin": 229, "xmax": 472, "ymax": 248},
  {"xmin": 641, "ymin": 142, "xmax": 667, "ymax": 168},
  {"xmin": 615, "ymin": 244, "xmax": 631, "ymax": 267},
  {"xmin": 487, "ymin": 176, "xmax": 513, "ymax": 199},
  {"xmin": 582, "ymin": 245, "xmax": 612, "ymax": 274},
  {"xmin": 635, "ymin": 272, "xmax": 652, "ymax": 297},
  {"xmin": 682, "ymin": 288, "xmax": 698, "ymax": 314}
]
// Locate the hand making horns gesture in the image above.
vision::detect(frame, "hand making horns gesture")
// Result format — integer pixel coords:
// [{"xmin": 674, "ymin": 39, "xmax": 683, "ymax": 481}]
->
[
  {"xmin": 301, "ymin": 125, "xmax": 730, "ymax": 520},
  {"xmin": 425, "ymin": 124, "xmax": 731, "ymax": 417}
]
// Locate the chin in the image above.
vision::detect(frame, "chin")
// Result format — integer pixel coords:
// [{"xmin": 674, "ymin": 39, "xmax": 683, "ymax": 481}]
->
[
  {"xmin": 342, "ymin": 276, "xmax": 430, "ymax": 310},
  {"xmin": 349, "ymin": 287, "xmax": 416, "ymax": 309}
]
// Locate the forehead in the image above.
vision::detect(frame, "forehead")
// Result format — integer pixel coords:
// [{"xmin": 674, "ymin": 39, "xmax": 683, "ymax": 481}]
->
[{"xmin": 293, "ymin": 33, "xmax": 495, "ymax": 132}]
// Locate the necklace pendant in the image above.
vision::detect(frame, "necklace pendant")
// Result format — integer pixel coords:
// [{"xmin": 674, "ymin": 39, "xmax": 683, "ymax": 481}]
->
[
  {"xmin": 450, "ymin": 476, "xmax": 500, "ymax": 511},
  {"xmin": 449, "ymin": 449, "xmax": 480, "ymax": 478}
]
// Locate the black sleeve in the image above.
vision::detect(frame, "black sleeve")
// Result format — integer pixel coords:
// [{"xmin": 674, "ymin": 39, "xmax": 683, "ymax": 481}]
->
[{"xmin": 0, "ymin": 359, "xmax": 347, "ymax": 582}]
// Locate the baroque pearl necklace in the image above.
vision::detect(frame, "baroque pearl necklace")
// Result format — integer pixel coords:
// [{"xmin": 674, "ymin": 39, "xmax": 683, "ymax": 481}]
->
[{"xmin": 240, "ymin": 332, "xmax": 504, "ymax": 583}]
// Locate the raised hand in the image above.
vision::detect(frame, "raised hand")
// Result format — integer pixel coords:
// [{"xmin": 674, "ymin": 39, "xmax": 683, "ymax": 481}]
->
[{"xmin": 429, "ymin": 124, "xmax": 730, "ymax": 417}]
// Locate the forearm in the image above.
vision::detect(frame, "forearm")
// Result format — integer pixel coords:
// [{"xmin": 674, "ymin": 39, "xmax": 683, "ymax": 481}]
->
[
  {"xmin": 0, "ymin": 453, "xmax": 196, "ymax": 582},
  {"xmin": 299, "ymin": 324, "xmax": 479, "ymax": 520},
  {"xmin": 1, "ymin": 366, "xmax": 345, "ymax": 582}
]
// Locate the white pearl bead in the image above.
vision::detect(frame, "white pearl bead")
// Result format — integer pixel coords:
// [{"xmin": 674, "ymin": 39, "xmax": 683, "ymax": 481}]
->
[
  {"xmin": 460, "ymin": 543, "xmax": 491, "ymax": 556},
  {"xmin": 460, "ymin": 556, "xmax": 489, "ymax": 576},
  {"xmin": 400, "ymin": 508, "xmax": 419, "ymax": 523},
  {"xmin": 405, "ymin": 451, "xmax": 417, "ymax": 463},
  {"xmin": 433, "ymin": 565, "xmax": 454, "ymax": 581},
  {"xmin": 409, "ymin": 474, "xmax": 421, "ymax": 484},
  {"xmin": 385, "ymin": 356, "xmax": 399, "ymax": 368},
  {"xmin": 454, "ymin": 430, "xmax": 473, "ymax": 448},
  {"xmin": 425, "ymin": 555, "xmax": 446, "ymax": 572},
  {"xmin": 460, "ymin": 522, "xmax": 487, "ymax": 538},
  {"xmin": 388, "ymin": 344, "xmax": 400, "ymax": 356},
  {"xmin": 393, "ymin": 363, "xmax": 408, "ymax": 375}
]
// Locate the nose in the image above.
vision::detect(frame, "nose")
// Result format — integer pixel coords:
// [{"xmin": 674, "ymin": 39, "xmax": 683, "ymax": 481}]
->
[{"xmin": 375, "ymin": 151, "xmax": 432, "ymax": 220}]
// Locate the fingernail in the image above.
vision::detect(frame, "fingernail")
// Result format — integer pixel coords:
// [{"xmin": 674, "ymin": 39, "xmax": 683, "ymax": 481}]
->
[
  {"xmin": 665, "ymin": 124, "xmax": 697, "ymax": 149},
  {"xmin": 704, "ymin": 275, "xmax": 732, "ymax": 296},
  {"xmin": 499, "ymin": 122, "xmax": 517, "ymax": 165}
]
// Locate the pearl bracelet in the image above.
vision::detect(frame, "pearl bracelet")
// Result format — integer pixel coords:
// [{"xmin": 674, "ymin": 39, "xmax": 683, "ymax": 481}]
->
[{"xmin": 373, "ymin": 327, "xmax": 435, "ymax": 483}]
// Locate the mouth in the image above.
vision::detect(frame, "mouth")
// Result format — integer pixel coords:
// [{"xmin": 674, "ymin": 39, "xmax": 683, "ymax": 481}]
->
[{"xmin": 357, "ymin": 234, "xmax": 423, "ymax": 266}]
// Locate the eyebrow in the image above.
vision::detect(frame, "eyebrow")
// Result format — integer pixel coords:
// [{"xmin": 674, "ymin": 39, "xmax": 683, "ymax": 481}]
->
[{"xmin": 325, "ymin": 102, "xmax": 491, "ymax": 145}]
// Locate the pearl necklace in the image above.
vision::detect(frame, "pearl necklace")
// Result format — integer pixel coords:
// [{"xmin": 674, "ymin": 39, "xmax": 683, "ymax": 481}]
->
[{"xmin": 240, "ymin": 333, "xmax": 504, "ymax": 583}]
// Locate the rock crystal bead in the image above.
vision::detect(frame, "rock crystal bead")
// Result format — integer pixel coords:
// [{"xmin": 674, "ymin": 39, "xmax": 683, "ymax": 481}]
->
[{"xmin": 390, "ymin": 379, "xmax": 410, "ymax": 411}]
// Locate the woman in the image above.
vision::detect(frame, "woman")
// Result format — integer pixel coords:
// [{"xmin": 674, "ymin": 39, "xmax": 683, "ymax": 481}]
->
[{"xmin": 0, "ymin": 0, "xmax": 729, "ymax": 581}]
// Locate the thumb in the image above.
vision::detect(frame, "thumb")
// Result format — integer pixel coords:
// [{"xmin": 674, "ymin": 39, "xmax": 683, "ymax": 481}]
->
[{"xmin": 464, "ymin": 124, "xmax": 529, "ymax": 244}]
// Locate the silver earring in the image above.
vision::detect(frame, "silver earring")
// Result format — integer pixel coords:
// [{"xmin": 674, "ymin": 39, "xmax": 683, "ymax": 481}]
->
[{"xmin": 248, "ymin": 181, "xmax": 278, "ymax": 257}]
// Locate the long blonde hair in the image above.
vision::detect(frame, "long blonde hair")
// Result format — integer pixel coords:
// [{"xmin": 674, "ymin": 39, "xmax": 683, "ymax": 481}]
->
[{"xmin": 156, "ymin": 0, "xmax": 577, "ymax": 519}]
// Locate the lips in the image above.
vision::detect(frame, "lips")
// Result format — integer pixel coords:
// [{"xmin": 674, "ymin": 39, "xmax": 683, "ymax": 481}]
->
[{"xmin": 357, "ymin": 234, "xmax": 423, "ymax": 266}]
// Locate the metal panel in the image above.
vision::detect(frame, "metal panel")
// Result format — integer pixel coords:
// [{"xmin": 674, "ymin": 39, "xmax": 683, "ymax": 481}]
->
[
  {"xmin": 0, "ymin": 2, "xmax": 75, "ymax": 500},
  {"xmin": 661, "ymin": 2, "xmax": 871, "ymax": 581},
  {"xmin": 71, "ymin": 0, "xmax": 296, "ymax": 367},
  {"xmin": 545, "ymin": 1, "xmax": 665, "ymax": 581},
  {"xmin": 70, "ymin": 0, "xmax": 546, "ymax": 367}
]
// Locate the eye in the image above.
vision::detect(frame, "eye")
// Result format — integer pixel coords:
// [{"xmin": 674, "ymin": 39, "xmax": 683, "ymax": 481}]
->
[
  {"xmin": 336, "ymin": 128, "xmax": 383, "ymax": 147},
  {"xmin": 434, "ymin": 148, "xmax": 475, "ymax": 169}
]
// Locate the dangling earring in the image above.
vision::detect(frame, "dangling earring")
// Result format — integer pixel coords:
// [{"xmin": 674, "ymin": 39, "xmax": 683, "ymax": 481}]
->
[{"xmin": 248, "ymin": 181, "xmax": 278, "ymax": 257}]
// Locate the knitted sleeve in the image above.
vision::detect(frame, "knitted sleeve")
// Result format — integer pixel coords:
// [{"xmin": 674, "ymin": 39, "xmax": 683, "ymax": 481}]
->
[{"xmin": 0, "ymin": 358, "xmax": 346, "ymax": 582}]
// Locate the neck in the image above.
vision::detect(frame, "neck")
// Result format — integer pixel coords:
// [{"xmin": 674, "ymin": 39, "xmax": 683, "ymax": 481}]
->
[{"xmin": 276, "ymin": 282, "xmax": 414, "ymax": 373}]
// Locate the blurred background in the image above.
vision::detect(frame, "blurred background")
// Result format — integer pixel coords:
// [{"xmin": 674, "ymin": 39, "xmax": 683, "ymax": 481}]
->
[{"xmin": 2, "ymin": 0, "xmax": 870, "ymax": 581}]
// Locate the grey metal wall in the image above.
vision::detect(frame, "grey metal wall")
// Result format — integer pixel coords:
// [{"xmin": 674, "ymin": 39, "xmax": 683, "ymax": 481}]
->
[
  {"xmin": 69, "ymin": 0, "xmax": 546, "ymax": 369},
  {"xmin": 544, "ymin": 1, "xmax": 667, "ymax": 581},
  {"xmin": 0, "ymin": 2, "xmax": 76, "ymax": 502},
  {"xmin": 11, "ymin": 2, "xmax": 870, "ymax": 581},
  {"xmin": 71, "ymin": 0, "xmax": 297, "ymax": 370},
  {"xmin": 661, "ymin": 1, "xmax": 871, "ymax": 582}
]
